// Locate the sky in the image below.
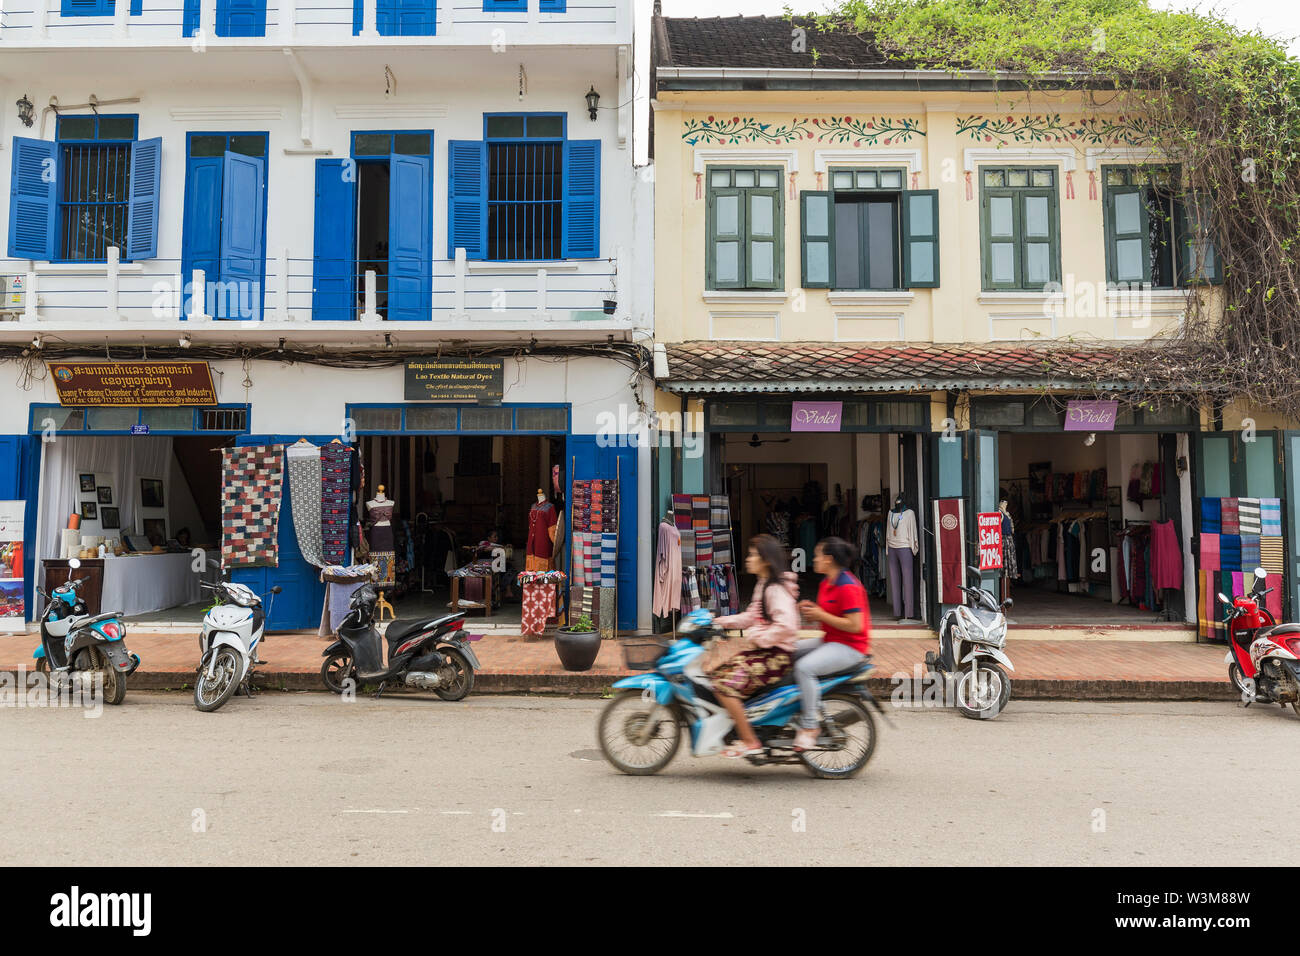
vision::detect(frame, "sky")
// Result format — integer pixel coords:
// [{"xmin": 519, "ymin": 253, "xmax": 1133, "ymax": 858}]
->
[{"xmin": 656, "ymin": 0, "xmax": 1300, "ymax": 55}]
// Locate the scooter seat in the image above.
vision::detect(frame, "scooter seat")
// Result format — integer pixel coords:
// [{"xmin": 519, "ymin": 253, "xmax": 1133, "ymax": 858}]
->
[
  {"xmin": 385, "ymin": 613, "xmax": 463, "ymax": 644},
  {"xmin": 1261, "ymin": 623, "xmax": 1300, "ymax": 641}
]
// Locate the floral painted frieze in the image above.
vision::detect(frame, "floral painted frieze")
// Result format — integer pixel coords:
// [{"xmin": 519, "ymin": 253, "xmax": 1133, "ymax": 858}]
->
[
  {"xmin": 956, "ymin": 114, "xmax": 1160, "ymax": 147},
  {"xmin": 682, "ymin": 115, "xmax": 925, "ymax": 146}
]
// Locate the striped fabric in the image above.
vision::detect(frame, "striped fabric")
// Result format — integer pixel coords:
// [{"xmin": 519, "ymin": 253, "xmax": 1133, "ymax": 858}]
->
[
  {"xmin": 672, "ymin": 494, "xmax": 693, "ymax": 530},
  {"xmin": 713, "ymin": 529, "xmax": 732, "ymax": 565},
  {"xmin": 1260, "ymin": 536, "xmax": 1285, "ymax": 574},
  {"xmin": 1220, "ymin": 498, "xmax": 1240, "ymax": 534},
  {"xmin": 600, "ymin": 533, "xmax": 618, "ymax": 587},
  {"xmin": 695, "ymin": 529, "xmax": 713, "ymax": 567},
  {"xmin": 682, "ymin": 570, "xmax": 700, "ymax": 611},
  {"xmin": 710, "ymin": 494, "xmax": 731, "ymax": 530},
  {"xmin": 692, "ymin": 495, "xmax": 709, "ymax": 530},
  {"xmin": 1238, "ymin": 498, "xmax": 1261, "ymax": 535},
  {"xmin": 679, "ymin": 530, "xmax": 695, "ymax": 569},
  {"xmin": 1198, "ymin": 533, "xmax": 1220, "ymax": 571},
  {"xmin": 1220, "ymin": 534, "xmax": 1241, "ymax": 571},
  {"xmin": 1261, "ymin": 498, "xmax": 1283, "ymax": 535},
  {"xmin": 1200, "ymin": 497, "xmax": 1221, "ymax": 533},
  {"xmin": 1240, "ymin": 535, "xmax": 1261, "ymax": 572}
]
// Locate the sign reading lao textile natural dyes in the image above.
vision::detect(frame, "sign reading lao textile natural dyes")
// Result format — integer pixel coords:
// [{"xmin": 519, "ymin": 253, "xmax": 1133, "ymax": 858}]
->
[
  {"xmin": 47, "ymin": 362, "xmax": 217, "ymax": 407},
  {"xmin": 404, "ymin": 359, "xmax": 505, "ymax": 402}
]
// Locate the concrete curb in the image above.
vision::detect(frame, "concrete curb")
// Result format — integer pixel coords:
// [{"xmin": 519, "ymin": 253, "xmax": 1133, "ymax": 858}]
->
[{"xmin": 0, "ymin": 668, "xmax": 1238, "ymax": 700}]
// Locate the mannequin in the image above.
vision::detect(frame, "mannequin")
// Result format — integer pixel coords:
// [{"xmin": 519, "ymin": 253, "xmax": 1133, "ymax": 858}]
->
[
  {"xmin": 885, "ymin": 493, "xmax": 919, "ymax": 621},
  {"xmin": 999, "ymin": 498, "xmax": 1018, "ymax": 600},
  {"xmin": 526, "ymin": 489, "xmax": 559, "ymax": 572},
  {"xmin": 366, "ymin": 485, "xmax": 397, "ymax": 617}
]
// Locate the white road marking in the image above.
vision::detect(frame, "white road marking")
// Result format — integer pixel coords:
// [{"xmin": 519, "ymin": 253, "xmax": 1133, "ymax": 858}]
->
[
  {"xmin": 343, "ymin": 809, "xmax": 410, "ymax": 814},
  {"xmin": 655, "ymin": 811, "xmax": 735, "ymax": 819}
]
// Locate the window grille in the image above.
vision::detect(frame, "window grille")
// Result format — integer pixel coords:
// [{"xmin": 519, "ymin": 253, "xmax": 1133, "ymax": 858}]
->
[{"xmin": 488, "ymin": 142, "xmax": 562, "ymax": 260}]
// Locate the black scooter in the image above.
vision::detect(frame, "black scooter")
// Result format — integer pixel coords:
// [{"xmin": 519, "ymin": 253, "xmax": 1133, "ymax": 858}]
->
[{"xmin": 321, "ymin": 584, "xmax": 482, "ymax": 700}]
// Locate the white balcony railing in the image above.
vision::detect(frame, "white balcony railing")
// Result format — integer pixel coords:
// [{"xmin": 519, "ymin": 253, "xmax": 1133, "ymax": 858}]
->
[
  {"xmin": 0, "ymin": 0, "xmax": 624, "ymax": 46},
  {"xmin": 0, "ymin": 247, "xmax": 630, "ymax": 329}
]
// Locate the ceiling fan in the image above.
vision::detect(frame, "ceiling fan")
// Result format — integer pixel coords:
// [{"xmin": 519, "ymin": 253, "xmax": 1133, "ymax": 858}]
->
[{"xmin": 732, "ymin": 432, "xmax": 792, "ymax": 448}]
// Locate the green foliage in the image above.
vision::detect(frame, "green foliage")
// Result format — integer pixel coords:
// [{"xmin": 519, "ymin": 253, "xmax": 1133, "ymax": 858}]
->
[
  {"xmin": 788, "ymin": 0, "xmax": 1300, "ymax": 417},
  {"xmin": 564, "ymin": 614, "xmax": 596, "ymax": 632}
]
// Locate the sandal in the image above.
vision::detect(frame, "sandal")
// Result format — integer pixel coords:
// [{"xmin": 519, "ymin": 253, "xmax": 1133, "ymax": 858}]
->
[
  {"xmin": 721, "ymin": 743, "xmax": 764, "ymax": 758},
  {"xmin": 792, "ymin": 728, "xmax": 820, "ymax": 752}
]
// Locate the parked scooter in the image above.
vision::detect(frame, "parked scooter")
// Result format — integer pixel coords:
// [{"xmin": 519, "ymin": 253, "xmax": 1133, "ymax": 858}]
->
[
  {"xmin": 321, "ymin": 583, "xmax": 481, "ymax": 699},
  {"xmin": 32, "ymin": 557, "xmax": 139, "ymax": 705},
  {"xmin": 599, "ymin": 609, "xmax": 885, "ymax": 778},
  {"xmin": 1220, "ymin": 568, "xmax": 1300, "ymax": 716},
  {"xmin": 193, "ymin": 579, "xmax": 282, "ymax": 712},
  {"xmin": 926, "ymin": 565, "xmax": 1014, "ymax": 719}
]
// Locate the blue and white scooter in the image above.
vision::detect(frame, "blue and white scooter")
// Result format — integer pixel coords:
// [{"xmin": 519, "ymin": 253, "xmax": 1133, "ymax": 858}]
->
[
  {"xmin": 599, "ymin": 609, "xmax": 884, "ymax": 778},
  {"xmin": 33, "ymin": 557, "xmax": 138, "ymax": 705},
  {"xmin": 193, "ymin": 579, "xmax": 281, "ymax": 712}
]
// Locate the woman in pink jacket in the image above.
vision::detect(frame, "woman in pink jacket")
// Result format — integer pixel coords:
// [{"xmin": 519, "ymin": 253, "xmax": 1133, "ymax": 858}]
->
[{"xmin": 708, "ymin": 534, "xmax": 800, "ymax": 758}]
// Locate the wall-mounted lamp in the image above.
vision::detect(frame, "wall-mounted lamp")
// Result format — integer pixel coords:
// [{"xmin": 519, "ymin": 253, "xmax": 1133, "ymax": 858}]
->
[
  {"xmin": 585, "ymin": 86, "xmax": 600, "ymax": 121},
  {"xmin": 16, "ymin": 95, "xmax": 34, "ymax": 129}
]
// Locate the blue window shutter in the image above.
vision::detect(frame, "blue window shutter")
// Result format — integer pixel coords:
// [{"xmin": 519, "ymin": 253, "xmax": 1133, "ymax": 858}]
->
[
  {"xmin": 352, "ymin": 0, "xmax": 362, "ymax": 34},
  {"xmin": 312, "ymin": 158, "xmax": 357, "ymax": 321},
  {"xmin": 219, "ymin": 151, "xmax": 266, "ymax": 321},
  {"xmin": 539, "ymin": 0, "xmax": 565, "ymax": 10},
  {"xmin": 62, "ymin": 0, "xmax": 109, "ymax": 15},
  {"xmin": 447, "ymin": 140, "xmax": 486, "ymax": 260},
  {"xmin": 561, "ymin": 139, "xmax": 600, "ymax": 259},
  {"xmin": 183, "ymin": 0, "xmax": 199, "ymax": 35},
  {"xmin": 8, "ymin": 137, "xmax": 57, "ymax": 260},
  {"xmin": 131, "ymin": 0, "xmax": 142, "ymax": 13},
  {"xmin": 388, "ymin": 153, "xmax": 432, "ymax": 321},
  {"xmin": 181, "ymin": 154, "xmax": 223, "ymax": 320},
  {"xmin": 126, "ymin": 137, "xmax": 162, "ymax": 261},
  {"xmin": 216, "ymin": 0, "xmax": 266, "ymax": 36}
]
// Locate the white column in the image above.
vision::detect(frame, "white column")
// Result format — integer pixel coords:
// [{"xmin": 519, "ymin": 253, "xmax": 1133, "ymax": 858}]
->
[
  {"xmin": 437, "ymin": 0, "xmax": 453, "ymax": 36},
  {"xmin": 613, "ymin": 244, "xmax": 626, "ymax": 316},
  {"xmin": 278, "ymin": 0, "xmax": 296, "ymax": 40},
  {"xmin": 535, "ymin": 267, "xmax": 547, "ymax": 318},
  {"xmin": 105, "ymin": 246, "xmax": 121, "ymax": 321},
  {"xmin": 453, "ymin": 248, "xmax": 467, "ymax": 313},
  {"xmin": 272, "ymin": 247, "xmax": 289, "ymax": 321},
  {"xmin": 189, "ymin": 269, "xmax": 211, "ymax": 321},
  {"xmin": 23, "ymin": 271, "xmax": 38, "ymax": 322},
  {"xmin": 34, "ymin": 0, "xmax": 49, "ymax": 40},
  {"xmin": 360, "ymin": 0, "xmax": 378, "ymax": 36},
  {"xmin": 173, "ymin": 271, "xmax": 185, "ymax": 320},
  {"xmin": 361, "ymin": 270, "xmax": 380, "ymax": 321},
  {"xmin": 527, "ymin": 0, "xmax": 538, "ymax": 25},
  {"xmin": 113, "ymin": 0, "xmax": 129, "ymax": 37},
  {"xmin": 202, "ymin": 0, "xmax": 217, "ymax": 39}
]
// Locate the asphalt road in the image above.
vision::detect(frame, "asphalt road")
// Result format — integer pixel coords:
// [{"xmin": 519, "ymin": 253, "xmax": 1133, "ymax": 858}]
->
[{"xmin": 3, "ymin": 691, "xmax": 1295, "ymax": 866}]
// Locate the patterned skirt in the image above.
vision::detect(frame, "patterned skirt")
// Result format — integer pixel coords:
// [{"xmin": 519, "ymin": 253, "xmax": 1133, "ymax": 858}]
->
[{"xmin": 709, "ymin": 647, "xmax": 793, "ymax": 700}]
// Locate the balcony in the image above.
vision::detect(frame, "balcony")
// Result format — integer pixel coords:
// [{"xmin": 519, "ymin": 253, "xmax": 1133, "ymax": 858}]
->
[
  {"xmin": 0, "ymin": 0, "xmax": 626, "ymax": 46},
  {"xmin": 0, "ymin": 246, "xmax": 634, "ymax": 339}
]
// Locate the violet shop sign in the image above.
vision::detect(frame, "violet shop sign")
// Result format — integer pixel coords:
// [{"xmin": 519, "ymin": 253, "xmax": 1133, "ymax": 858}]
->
[
  {"xmin": 791, "ymin": 401, "xmax": 843, "ymax": 432},
  {"xmin": 1064, "ymin": 400, "xmax": 1119, "ymax": 432}
]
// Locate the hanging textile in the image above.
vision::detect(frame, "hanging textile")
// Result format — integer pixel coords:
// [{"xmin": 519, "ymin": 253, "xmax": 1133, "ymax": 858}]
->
[
  {"xmin": 598, "ymin": 587, "xmax": 617, "ymax": 638},
  {"xmin": 518, "ymin": 570, "xmax": 565, "ymax": 636},
  {"xmin": 692, "ymin": 495, "xmax": 709, "ymax": 531},
  {"xmin": 1200, "ymin": 497, "xmax": 1222, "ymax": 533},
  {"xmin": 600, "ymin": 533, "xmax": 618, "ymax": 587},
  {"xmin": 679, "ymin": 530, "xmax": 696, "ymax": 570},
  {"xmin": 653, "ymin": 521, "xmax": 682, "ymax": 617},
  {"xmin": 1240, "ymin": 535, "xmax": 1262, "ymax": 574},
  {"xmin": 1199, "ymin": 533, "xmax": 1220, "ymax": 571},
  {"xmin": 695, "ymin": 529, "xmax": 713, "ymax": 567},
  {"xmin": 286, "ymin": 440, "xmax": 326, "ymax": 568},
  {"xmin": 1150, "ymin": 519, "xmax": 1183, "ymax": 591},
  {"xmin": 672, "ymin": 494, "xmax": 693, "ymax": 530},
  {"xmin": 1238, "ymin": 498, "xmax": 1262, "ymax": 535},
  {"xmin": 1260, "ymin": 536, "xmax": 1285, "ymax": 575},
  {"xmin": 1220, "ymin": 498, "xmax": 1240, "ymax": 534},
  {"xmin": 320, "ymin": 443, "xmax": 353, "ymax": 565},
  {"xmin": 710, "ymin": 494, "xmax": 731, "ymax": 530},
  {"xmin": 713, "ymin": 529, "xmax": 733, "ymax": 566},
  {"xmin": 1260, "ymin": 498, "xmax": 1283, "ymax": 536},
  {"xmin": 932, "ymin": 498, "xmax": 966, "ymax": 605},
  {"xmin": 221, "ymin": 444, "xmax": 284, "ymax": 570},
  {"xmin": 681, "ymin": 569, "xmax": 701, "ymax": 611},
  {"xmin": 1219, "ymin": 534, "xmax": 1242, "ymax": 572}
]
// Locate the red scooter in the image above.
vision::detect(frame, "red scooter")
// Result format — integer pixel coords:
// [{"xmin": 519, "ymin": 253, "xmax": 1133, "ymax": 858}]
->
[{"xmin": 1219, "ymin": 567, "xmax": 1300, "ymax": 716}]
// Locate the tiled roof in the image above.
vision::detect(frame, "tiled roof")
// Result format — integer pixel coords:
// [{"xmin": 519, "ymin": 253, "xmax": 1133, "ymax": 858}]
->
[
  {"xmin": 662, "ymin": 342, "xmax": 1133, "ymax": 392},
  {"xmin": 656, "ymin": 15, "xmax": 907, "ymax": 71}
]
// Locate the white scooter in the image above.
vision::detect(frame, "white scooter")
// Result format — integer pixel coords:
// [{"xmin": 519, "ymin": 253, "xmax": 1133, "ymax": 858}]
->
[
  {"xmin": 193, "ymin": 579, "xmax": 281, "ymax": 712},
  {"xmin": 926, "ymin": 565, "xmax": 1015, "ymax": 719}
]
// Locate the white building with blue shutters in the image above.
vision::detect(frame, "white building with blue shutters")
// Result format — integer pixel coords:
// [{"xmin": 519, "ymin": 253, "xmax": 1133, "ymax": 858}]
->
[{"xmin": 0, "ymin": 0, "xmax": 655, "ymax": 632}]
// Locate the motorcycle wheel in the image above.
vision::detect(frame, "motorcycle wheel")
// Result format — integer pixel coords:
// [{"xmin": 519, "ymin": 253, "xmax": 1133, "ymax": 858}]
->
[
  {"xmin": 91, "ymin": 646, "xmax": 127, "ymax": 706},
  {"xmin": 955, "ymin": 663, "xmax": 1010, "ymax": 720},
  {"xmin": 321, "ymin": 652, "xmax": 354, "ymax": 695},
  {"xmin": 1228, "ymin": 662, "xmax": 1249, "ymax": 696},
  {"xmin": 433, "ymin": 648, "xmax": 475, "ymax": 701},
  {"xmin": 34, "ymin": 655, "xmax": 48, "ymax": 674},
  {"xmin": 597, "ymin": 690, "xmax": 681, "ymax": 775},
  {"xmin": 798, "ymin": 695, "xmax": 876, "ymax": 779},
  {"xmin": 194, "ymin": 648, "xmax": 242, "ymax": 713}
]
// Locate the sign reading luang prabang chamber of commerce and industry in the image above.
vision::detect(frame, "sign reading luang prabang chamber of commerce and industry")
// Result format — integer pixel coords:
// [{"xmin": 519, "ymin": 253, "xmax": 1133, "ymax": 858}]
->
[
  {"xmin": 404, "ymin": 358, "xmax": 504, "ymax": 402},
  {"xmin": 47, "ymin": 362, "xmax": 217, "ymax": 407}
]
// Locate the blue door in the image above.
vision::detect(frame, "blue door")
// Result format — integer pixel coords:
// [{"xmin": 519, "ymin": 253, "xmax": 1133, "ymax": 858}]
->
[
  {"xmin": 312, "ymin": 158, "xmax": 357, "ymax": 321},
  {"xmin": 228, "ymin": 436, "xmax": 329, "ymax": 631},
  {"xmin": 566, "ymin": 435, "xmax": 638, "ymax": 630},
  {"xmin": 356, "ymin": 0, "xmax": 435, "ymax": 35},
  {"xmin": 0, "ymin": 435, "xmax": 41, "ymax": 621},
  {"xmin": 219, "ymin": 151, "xmax": 266, "ymax": 321},
  {"xmin": 181, "ymin": 155, "xmax": 222, "ymax": 321},
  {"xmin": 387, "ymin": 153, "xmax": 432, "ymax": 321}
]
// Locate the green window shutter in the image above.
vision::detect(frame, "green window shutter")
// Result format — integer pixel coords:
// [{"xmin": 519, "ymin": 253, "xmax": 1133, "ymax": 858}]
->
[
  {"xmin": 1018, "ymin": 187, "xmax": 1058, "ymax": 289},
  {"xmin": 1104, "ymin": 183, "xmax": 1150, "ymax": 287},
  {"xmin": 800, "ymin": 190, "xmax": 833, "ymax": 289},
  {"xmin": 708, "ymin": 185, "xmax": 745, "ymax": 290},
  {"xmin": 982, "ymin": 188, "xmax": 1019, "ymax": 290},
  {"xmin": 901, "ymin": 188, "xmax": 939, "ymax": 288},
  {"xmin": 745, "ymin": 187, "xmax": 781, "ymax": 290},
  {"xmin": 1178, "ymin": 192, "xmax": 1223, "ymax": 285}
]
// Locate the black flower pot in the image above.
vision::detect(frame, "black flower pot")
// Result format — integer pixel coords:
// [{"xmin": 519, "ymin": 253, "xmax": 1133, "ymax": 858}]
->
[
  {"xmin": 602, "ymin": 299, "xmax": 617, "ymax": 315},
  {"xmin": 555, "ymin": 627, "xmax": 601, "ymax": 672}
]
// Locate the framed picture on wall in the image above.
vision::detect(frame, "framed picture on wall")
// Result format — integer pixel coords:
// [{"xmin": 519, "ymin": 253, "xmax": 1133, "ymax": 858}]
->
[
  {"xmin": 140, "ymin": 478, "xmax": 165, "ymax": 509},
  {"xmin": 143, "ymin": 518, "xmax": 167, "ymax": 546},
  {"xmin": 97, "ymin": 486, "xmax": 113, "ymax": 504},
  {"xmin": 79, "ymin": 474, "xmax": 96, "ymax": 493},
  {"xmin": 80, "ymin": 502, "xmax": 97, "ymax": 520},
  {"xmin": 100, "ymin": 507, "xmax": 120, "ymax": 530},
  {"xmin": 1107, "ymin": 485, "xmax": 1122, "ymax": 508}
]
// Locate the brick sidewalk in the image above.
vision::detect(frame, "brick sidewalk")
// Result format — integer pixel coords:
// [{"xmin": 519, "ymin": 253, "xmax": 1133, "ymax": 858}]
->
[{"xmin": 0, "ymin": 628, "xmax": 1233, "ymax": 698}]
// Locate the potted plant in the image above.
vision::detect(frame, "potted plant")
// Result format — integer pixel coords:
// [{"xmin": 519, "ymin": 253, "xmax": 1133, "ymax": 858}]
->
[{"xmin": 555, "ymin": 613, "xmax": 601, "ymax": 672}]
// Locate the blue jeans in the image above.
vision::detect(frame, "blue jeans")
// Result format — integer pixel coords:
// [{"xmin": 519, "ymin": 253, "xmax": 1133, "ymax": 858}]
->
[{"xmin": 792, "ymin": 638, "xmax": 867, "ymax": 729}]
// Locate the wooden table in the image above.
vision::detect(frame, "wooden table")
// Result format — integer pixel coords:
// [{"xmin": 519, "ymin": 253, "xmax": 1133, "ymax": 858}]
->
[{"xmin": 449, "ymin": 574, "xmax": 494, "ymax": 617}]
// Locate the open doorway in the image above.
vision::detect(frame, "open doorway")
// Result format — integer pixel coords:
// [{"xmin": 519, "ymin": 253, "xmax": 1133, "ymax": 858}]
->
[{"xmin": 355, "ymin": 160, "xmax": 390, "ymax": 318}]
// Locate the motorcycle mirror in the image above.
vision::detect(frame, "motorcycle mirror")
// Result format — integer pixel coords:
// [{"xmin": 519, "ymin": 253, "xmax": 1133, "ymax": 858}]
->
[
  {"xmin": 1001, "ymin": 599, "xmax": 1014, "ymax": 610},
  {"xmin": 1217, "ymin": 593, "xmax": 1231, "ymax": 605},
  {"xmin": 68, "ymin": 558, "xmax": 81, "ymax": 570},
  {"xmin": 271, "ymin": 586, "xmax": 282, "ymax": 595},
  {"xmin": 966, "ymin": 565, "xmax": 982, "ymax": 578},
  {"xmin": 1254, "ymin": 567, "xmax": 1266, "ymax": 579}
]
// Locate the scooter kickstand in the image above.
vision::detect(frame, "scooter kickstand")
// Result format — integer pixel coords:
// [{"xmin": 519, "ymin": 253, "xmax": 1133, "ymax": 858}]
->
[{"xmin": 371, "ymin": 681, "xmax": 386, "ymax": 700}]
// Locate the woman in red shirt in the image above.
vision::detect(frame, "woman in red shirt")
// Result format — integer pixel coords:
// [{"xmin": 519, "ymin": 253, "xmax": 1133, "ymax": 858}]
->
[{"xmin": 794, "ymin": 537, "xmax": 870, "ymax": 751}]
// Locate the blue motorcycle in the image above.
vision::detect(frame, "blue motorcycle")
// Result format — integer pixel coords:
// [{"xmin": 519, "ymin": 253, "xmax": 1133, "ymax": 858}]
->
[
  {"xmin": 33, "ymin": 557, "xmax": 138, "ymax": 705},
  {"xmin": 600, "ymin": 610, "xmax": 883, "ymax": 778}
]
